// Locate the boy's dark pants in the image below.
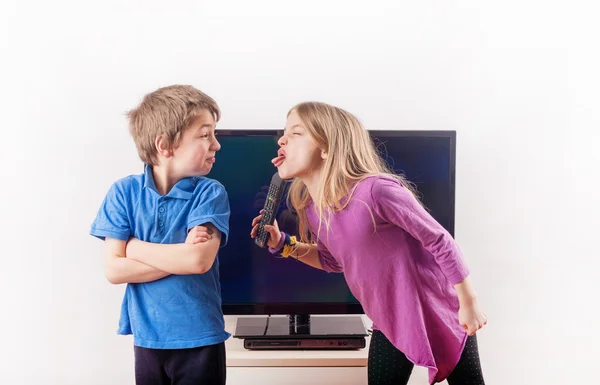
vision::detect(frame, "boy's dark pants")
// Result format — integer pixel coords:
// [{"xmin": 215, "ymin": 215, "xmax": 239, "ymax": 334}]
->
[{"xmin": 134, "ymin": 342, "xmax": 226, "ymax": 385}]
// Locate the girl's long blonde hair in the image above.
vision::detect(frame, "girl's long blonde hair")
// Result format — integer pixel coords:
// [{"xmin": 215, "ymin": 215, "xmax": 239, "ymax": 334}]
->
[{"xmin": 286, "ymin": 102, "xmax": 418, "ymax": 243}]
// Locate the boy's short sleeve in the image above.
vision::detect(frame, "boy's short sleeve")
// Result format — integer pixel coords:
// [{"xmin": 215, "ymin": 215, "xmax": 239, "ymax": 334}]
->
[
  {"xmin": 90, "ymin": 182, "xmax": 131, "ymax": 241},
  {"xmin": 188, "ymin": 182, "xmax": 230, "ymax": 247}
]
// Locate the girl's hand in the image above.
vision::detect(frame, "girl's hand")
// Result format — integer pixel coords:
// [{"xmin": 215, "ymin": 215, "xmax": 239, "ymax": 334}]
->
[
  {"xmin": 250, "ymin": 209, "xmax": 282, "ymax": 249},
  {"xmin": 458, "ymin": 299, "xmax": 487, "ymax": 336},
  {"xmin": 186, "ymin": 225, "xmax": 213, "ymax": 244}
]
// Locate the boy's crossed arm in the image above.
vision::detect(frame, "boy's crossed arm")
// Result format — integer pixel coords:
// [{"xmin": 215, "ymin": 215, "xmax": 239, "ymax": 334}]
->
[
  {"xmin": 125, "ymin": 224, "xmax": 221, "ymax": 275},
  {"xmin": 104, "ymin": 238, "xmax": 170, "ymax": 284},
  {"xmin": 104, "ymin": 225, "xmax": 214, "ymax": 284}
]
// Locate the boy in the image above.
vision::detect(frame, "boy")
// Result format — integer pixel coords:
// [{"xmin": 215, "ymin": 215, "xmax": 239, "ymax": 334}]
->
[{"xmin": 90, "ymin": 85, "xmax": 229, "ymax": 385}]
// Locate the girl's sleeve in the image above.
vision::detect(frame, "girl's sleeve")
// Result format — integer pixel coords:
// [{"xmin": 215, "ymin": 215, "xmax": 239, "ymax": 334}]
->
[
  {"xmin": 371, "ymin": 177, "xmax": 470, "ymax": 285},
  {"xmin": 312, "ymin": 233, "xmax": 343, "ymax": 273}
]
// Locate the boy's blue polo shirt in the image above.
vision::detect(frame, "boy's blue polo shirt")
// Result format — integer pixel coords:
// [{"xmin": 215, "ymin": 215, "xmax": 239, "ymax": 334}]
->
[{"xmin": 90, "ymin": 165, "xmax": 231, "ymax": 349}]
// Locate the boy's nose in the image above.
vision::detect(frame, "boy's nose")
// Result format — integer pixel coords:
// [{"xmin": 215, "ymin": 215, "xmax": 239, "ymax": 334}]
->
[{"xmin": 277, "ymin": 136, "xmax": 287, "ymax": 146}]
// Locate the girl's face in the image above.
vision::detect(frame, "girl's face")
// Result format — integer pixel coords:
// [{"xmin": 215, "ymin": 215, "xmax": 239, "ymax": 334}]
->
[{"xmin": 273, "ymin": 110, "xmax": 326, "ymax": 180}]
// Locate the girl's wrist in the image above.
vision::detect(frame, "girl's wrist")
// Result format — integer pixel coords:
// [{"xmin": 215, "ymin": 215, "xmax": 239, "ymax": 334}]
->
[{"xmin": 268, "ymin": 231, "xmax": 286, "ymax": 254}]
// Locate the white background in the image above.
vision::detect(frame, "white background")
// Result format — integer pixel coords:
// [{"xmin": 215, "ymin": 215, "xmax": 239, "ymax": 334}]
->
[{"xmin": 1, "ymin": 1, "xmax": 598, "ymax": 384}]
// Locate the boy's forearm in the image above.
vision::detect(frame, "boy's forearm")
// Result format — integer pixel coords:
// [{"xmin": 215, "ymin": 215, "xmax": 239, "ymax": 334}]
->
[
  {"xmin": 126, "ymin": 238, "xmax": 218, "ymax": 275},
  {"xmin": 104, "ymin": 237, "xmax": 170, "ymax": 284},
  {"xmin": 106, "ymin": 257, "xmax": 170, "ymax": 284}
]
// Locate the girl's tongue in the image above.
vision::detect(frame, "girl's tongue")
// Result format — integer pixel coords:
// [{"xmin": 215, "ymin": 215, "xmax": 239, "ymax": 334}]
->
[{"xmin": 272, "ymin": 149, "xmax": 286, "ymax": 167}]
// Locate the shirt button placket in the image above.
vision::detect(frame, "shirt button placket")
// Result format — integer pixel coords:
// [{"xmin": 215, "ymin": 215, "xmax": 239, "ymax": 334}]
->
[{"xmin": 157, "ymin": 203, "xmax": 166, "ymax": 233}]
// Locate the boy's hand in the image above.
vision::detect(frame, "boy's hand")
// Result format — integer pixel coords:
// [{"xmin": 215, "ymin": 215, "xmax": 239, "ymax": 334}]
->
[
  {"xmin": 250, "ymin": 209, "xmax": 282, "ymax": 249},
  {"xmin": 186, "ymin": 225, "xmax": 213, "ymax": 244}
]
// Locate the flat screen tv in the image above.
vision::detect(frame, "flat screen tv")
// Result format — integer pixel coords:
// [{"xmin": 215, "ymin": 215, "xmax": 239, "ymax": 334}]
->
[{"xmin": 210, "ymin": 129, "xmax": 456, "ymax": 321}]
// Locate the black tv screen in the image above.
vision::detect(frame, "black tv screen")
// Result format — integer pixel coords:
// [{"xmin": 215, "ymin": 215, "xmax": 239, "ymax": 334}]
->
[{"xmin": 210, "ymin": 129, "xmax": 456, "ymax": 315}]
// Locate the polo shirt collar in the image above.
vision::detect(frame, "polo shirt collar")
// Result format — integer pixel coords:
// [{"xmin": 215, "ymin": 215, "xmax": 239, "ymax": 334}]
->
[{"xmin": 143, "ymin": 164, "xmax": 197, "ymax": 200}]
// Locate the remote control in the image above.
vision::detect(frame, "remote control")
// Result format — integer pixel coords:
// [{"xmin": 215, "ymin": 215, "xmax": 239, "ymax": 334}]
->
[{"xmin": 255, "ymin": 172, "xmax": 287, "ymax": 248}]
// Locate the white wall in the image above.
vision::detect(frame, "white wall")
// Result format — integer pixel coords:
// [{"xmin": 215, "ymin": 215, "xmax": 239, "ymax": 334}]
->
[{"xmin": 1, "ymin": 1, "xmax": 598, "ymax": 384}]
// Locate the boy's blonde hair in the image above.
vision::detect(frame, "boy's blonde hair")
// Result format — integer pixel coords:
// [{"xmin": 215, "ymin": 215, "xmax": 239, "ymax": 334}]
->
[
  {"xmin": 286, "ymin": 102, "xmax": 418, "ymax": 243},
  {"xmin": 127, "ymin": 85, "xmax": 221, "ymax": 165}
]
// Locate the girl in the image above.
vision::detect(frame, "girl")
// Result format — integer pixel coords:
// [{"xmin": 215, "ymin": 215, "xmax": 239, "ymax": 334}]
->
[{"xmin": 250, "ymin": 102, "xmax": 487, "ymax": 385}]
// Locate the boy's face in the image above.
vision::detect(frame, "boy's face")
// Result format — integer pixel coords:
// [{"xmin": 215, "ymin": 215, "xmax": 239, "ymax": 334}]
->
[{"xmin": 171, "ymin": 110, "xmax": 220, "ymax": 177}]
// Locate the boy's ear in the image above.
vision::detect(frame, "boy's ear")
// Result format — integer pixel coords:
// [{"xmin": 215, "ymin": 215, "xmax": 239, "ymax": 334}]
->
[{"xmin": 155, "ymin": 135, "xmax": 173, "ymax": 158}]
